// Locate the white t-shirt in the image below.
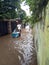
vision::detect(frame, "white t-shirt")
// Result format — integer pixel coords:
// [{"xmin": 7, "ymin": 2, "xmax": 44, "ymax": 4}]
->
[{"xmin": 17, "ymin": 24, "xmax": 21, "ymax": 30}]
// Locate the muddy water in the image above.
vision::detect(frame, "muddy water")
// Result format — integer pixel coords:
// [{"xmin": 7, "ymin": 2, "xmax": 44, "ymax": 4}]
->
[{"xmin": 0, "ymin": 29, "xmax": 37, "ymax": 65}]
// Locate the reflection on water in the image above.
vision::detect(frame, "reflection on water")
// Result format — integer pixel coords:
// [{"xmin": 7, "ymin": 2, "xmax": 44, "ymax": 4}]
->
[{"xmin": 0, "ymin": 29, "xmax": 37, "ymax": 65}]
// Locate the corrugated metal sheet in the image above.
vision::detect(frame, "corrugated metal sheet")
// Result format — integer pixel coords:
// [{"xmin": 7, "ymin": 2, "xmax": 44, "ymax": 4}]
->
[
  {"xmin": 11, "ymin": 21, "xmax": 17, "ymax": 32},
  {"xmin": 0, "ymin": 21, "xmax": 8, "ymax": 36}
]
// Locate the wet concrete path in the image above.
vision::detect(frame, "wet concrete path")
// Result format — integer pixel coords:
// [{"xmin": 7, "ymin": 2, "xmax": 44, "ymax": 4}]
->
[{"xmin": 0, "ymin": 29, "xmax": 37, "ymax": 65}]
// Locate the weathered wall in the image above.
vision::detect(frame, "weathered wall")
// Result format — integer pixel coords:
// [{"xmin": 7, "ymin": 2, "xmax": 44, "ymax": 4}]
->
[
  {"xmin": 44, "ymin": 2, "xmax": 49, "ymax": 65},
  {"xmin": 34, "ymin": 2, "xmax": 49, "ymax": 65}
]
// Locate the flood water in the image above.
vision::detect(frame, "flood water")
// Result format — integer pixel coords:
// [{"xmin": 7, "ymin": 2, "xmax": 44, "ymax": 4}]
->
[{"xmin": 0, "ymin": 29, "xmax": 37, "ymax": 65}]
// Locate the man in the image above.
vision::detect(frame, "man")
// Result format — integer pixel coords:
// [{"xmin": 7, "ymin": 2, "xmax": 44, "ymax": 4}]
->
[{"xmin": 17, "ymin": 24, "xmax": 21, "ymax": 36}]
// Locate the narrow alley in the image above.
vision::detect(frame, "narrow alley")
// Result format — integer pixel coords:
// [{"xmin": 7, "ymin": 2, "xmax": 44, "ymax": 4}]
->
[{"xmin": 0, "ymin": 29, "xmax": 37, "ymax": 65}]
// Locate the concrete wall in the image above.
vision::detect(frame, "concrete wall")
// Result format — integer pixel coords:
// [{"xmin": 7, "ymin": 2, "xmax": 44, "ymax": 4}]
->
[{"xmin": 34, "ymin": 2, "xmax": 49, "ymax": 65}]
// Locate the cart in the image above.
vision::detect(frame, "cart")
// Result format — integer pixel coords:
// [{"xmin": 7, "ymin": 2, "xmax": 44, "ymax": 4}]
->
[{"xmin": 11, "ymin": 29, "xmax": 20, "ymax": 38}]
